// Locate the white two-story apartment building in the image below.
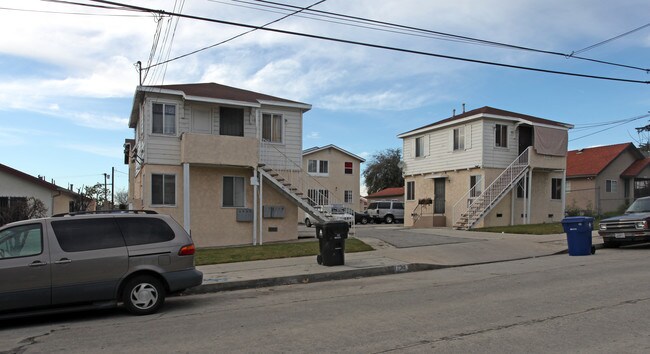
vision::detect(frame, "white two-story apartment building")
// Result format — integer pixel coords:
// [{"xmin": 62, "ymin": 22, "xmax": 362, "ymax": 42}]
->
[
  {"xmin": 126, "ymin": 82, "xmax": 327, "ymax": 247},
  {"xmin": 398, "ymin": 106, "xmax": 573, "ymax": 229}
]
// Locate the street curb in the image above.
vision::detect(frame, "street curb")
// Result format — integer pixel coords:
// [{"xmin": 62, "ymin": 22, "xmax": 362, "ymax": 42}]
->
[{"xmin": 183, "ymin": 263, "xmax": 445, "ymax": 295}]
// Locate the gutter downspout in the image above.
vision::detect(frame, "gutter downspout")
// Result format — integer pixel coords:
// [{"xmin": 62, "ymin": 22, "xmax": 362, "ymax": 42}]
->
[{"xmin": 183, "ymin": 162, "xmax": 190, "ymax": 234}]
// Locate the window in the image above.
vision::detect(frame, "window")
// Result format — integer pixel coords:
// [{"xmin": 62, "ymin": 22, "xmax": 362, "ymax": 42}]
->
[
  {"xmin": 551, "ymin": 178, "xmax": 562, "ymax": 200},
  {"xmin": 0, "ymin": 223, "xmax": 42, "ymax": 259},
  {"xmin": 223, "ymin": 176, "xmax": 245, "ymax": 207},
  {"xmin": 344, "ymin": 162, "xmax": 353, "ymax": 175},
  {"xmin": 220, "ymin": 107, "xmax": 244, "ymax": 137},
  {"xmin": 52, "ymin": 219, "xmax": 125, "ymax": 252},
  {"xmin": 344, "ymin": 190, "xmax": 353, "ymax": 204},
  {"xmin": 453, "ymin": 127, "xmax": 465, "ymax": 151},
  {"xmin": 495, "ymin": 124, "xmax": 508, "ymax": 147},
  {"xmin": 470, "ymin": 175, "xmax": 482, "ymax": 198},
  {"xmin": 262, "ymin": 113, "xmax": 283, "ymax": 143},
  {"xmin": 308, "ymin": 189, "xmax": 329, "ymax": 206},
  {"xmin": 406, "ymin": 181, "xmax": 415, "ymax": 201},
  {"xmin": 415, "ymin": 137, "xmax": 424, "ymax": 157},
  {"xmin": 116, "ymin": 218, "xmax": 175, "ymax": 246},
  {"xmin": 606, "ymin": 180, "xmax": 618, "ymax": 193},
  {"xmin": 152, "ymin": 174, "xmax": 176, "ymax": 205},
  {"xmin": 152, "ymin": 103, "xmax": 176, "ymax": 135},
  {"xmin": 307, "ymin": 159, "xmax": 329, "ymax": 175}
]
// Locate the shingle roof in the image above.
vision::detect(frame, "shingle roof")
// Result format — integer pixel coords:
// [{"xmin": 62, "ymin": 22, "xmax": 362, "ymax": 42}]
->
[
  {"xmin": 366, "ymin": 187, "xmax": 404, "ymax": 198},
  {"xmin": 398, "ymin": 106, "xmax": 572, "ymax": 138},
  {"xmin": 567, "ymin": 143, "xmax": 639, "ymax": 177},
  {"xmin": 622, "ymin": 157, "xmax": 650, "ymax": 177},
  {"xmin": 146, "ymin": 82, "xmax": 308, "ymax": 106},
  {"xmin": 303, "ymin": 144, "xmax": 366, "ymax": 162}
]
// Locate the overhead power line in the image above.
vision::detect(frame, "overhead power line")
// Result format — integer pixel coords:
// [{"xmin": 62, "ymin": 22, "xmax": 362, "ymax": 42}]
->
[
  {"xmin": 144, "ymin": 0, "xmax": 327, "ymax": 71},
  {"xmin": 570, "ymin": 113, "xmax": 650, "ymax": 141},
  {"xmin": 84, "ymin": 0, "xmax": 649, "ymax": 85},
  {"xmin": 0, "ymin": 6, "xmax": 147, "ymax": 17},
  {"xmin": 243, "ymin": 0, "xmax": 649, "ymax": 73},
  {"xmin": 572, "ymin": 22, "xmax": 650, "ymax": 56}
]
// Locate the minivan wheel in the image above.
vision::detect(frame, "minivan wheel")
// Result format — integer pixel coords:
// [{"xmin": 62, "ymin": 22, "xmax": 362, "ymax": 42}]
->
[
  {"xmin": 305, "ymin": 218, "xmax": 312, "ymax": 227},
  {"xmin": 122, "ymin": 276, "xmax": 165, "ymax": 315},
  {"xmin": 384, "ymin": 215, "xmax": 394, "ymax": 224}
]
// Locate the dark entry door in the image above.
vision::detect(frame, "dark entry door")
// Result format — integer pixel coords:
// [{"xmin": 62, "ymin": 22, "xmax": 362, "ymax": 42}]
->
[
  {"xmin": 519, "ymin": 126, "xmax": 533, "ymax": 154},
  {"xmin": 434, "ymin": 178, "xmax": 446, "ymax": 214}
]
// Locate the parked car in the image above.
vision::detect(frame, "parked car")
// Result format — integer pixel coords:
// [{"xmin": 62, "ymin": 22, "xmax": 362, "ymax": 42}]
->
[
  {"xmin": 598, "ymin": 196, "xmax": 650, "ymax": 248},
  {"xmin": 366, "ymin": 200, "xmax": 404, "ymax": 224},
  {"xmin": 304, "ymin": 205, "xmax": 353, "ymax": 227},
  {"xmin": 0, "ymin": 210, "xmax": 203, "ymax": 319},
  {"xmin": 355, "ymin": 212, "xmax": 371, "ymax": 225}
]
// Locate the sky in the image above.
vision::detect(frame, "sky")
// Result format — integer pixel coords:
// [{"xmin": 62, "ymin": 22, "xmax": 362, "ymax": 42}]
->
[{"xmin": 1, "ymin": 0, "xmax": 649, "ymax": 196}]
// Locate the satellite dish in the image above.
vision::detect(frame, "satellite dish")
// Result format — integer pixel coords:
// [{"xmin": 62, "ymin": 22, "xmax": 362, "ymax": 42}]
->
[{"xmin": 397, "ymin": 160, "xmax": 406, "ymax": 169}]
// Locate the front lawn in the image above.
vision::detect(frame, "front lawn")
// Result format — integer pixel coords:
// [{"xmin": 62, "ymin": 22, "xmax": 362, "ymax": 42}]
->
[{"xmin": 195, "ymin": 238, "xmax": 374, "ymax": 266}]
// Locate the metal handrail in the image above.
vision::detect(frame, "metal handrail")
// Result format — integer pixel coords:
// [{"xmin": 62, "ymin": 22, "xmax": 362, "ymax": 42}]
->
[{"xmin": 452, "ymin": 147, "xmax": 530, "ymax": 228}]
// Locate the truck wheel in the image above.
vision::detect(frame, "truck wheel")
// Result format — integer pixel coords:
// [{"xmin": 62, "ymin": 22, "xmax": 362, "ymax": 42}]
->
[
  {"xmin": 384, "ymin": 215, "xmax": 394, "ymax": 224},
  {"xmin": 122, "ymin": 276, "xmax": 165, "ymax": 315}
]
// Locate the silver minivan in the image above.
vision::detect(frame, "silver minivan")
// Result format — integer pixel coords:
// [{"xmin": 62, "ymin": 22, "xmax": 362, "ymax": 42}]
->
[{"xmin": 0, "ymin": 211, "xmax": 202, "ymax": 318}]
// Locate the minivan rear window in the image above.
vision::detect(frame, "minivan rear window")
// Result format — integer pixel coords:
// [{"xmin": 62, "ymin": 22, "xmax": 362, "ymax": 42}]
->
[
  {"xmin": 116, "ymin": 217, "xmax": 175, "ymax": 245},
  {"xmin": 52, "ymin": 219, "xmax": 125, "ymax": 252}
]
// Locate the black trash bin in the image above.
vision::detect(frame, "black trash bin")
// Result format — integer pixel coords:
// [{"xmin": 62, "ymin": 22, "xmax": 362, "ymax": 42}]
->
[
  {"xmin": 561, "ymin": 216, "xmax": 595, "ymax": 256},
  {"xmin": 315, "ymin": 220, "xmax": 349, "ymax": 266}
]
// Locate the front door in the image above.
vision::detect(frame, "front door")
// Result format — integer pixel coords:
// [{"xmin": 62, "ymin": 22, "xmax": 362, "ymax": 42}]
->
[
  {"xmin": 519, "ymin": 126, "xmax": 533, "ymax": 154},
  {"xmin": 434, "ymin": 178, "xmax": 446, "ymax": 214}
]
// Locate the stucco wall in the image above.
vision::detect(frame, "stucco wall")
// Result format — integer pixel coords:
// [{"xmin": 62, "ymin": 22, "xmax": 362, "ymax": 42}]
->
[{"xmin": 566, "ymin": 178, "xmax": 597, "ymax": 212}]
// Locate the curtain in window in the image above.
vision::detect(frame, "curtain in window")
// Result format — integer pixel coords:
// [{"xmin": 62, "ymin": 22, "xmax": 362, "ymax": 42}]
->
[
  {"xmin": 152, "ymin": 104, "xmax": 163, "ymax": 134},
  {"xmin": 164, "ymin": 105, "xmax": 176, "ymax": 135},
  {"xmin": 224, "ymin": 176, "xmax": 245, "ymax": 207},
  {"xmin": 164, "ymin": 175, "xmax": 175, "ymax": 204},
  {"xmin": 262, "ymin": 114, "xmax": 283, "ymax": 142}
]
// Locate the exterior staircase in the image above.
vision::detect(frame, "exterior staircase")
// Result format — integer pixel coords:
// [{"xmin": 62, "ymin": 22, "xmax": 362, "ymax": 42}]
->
[{"xmin": 453, "ymin": 147, "xmax": 531, "ymax": 230}]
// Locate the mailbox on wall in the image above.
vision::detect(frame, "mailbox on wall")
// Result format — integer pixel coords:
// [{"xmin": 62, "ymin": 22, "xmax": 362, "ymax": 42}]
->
[{"xmin": 263, "ymin": 205, "xmax": 285, "ymax": 219}]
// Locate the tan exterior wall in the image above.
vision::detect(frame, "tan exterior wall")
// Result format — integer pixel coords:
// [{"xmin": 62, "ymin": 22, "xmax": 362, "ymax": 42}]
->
[
  {"xmin": 404, "ymin": 167, "xmax": 564, "ymax": 228},
  {"xmin": 139, "ymin": 164, "xmax": 185, "ymax": 226},
  {"xmin": 594, "ymin": 151, "xmax": 637, "ymax": 214},
  {"xmin": 566, "ymin": 178, "xmax": 597, "ymax": 212},
  {"xmin": 302, "ymin": 147, "xmax": 363, "ymax": 211},
  {"xmin": 52, "ymin": 193, "xmax": 75, "ymax": 215}
]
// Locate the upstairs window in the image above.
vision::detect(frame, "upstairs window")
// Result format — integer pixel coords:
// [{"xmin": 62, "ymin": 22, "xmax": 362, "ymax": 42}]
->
[
  {"xmin": 262, "ymin": 113, "xmax": 283, "ymax": 143},
  {"xmin": 415, "ymin": 137, "xmax": 424, "ymax": 157},
  {"xmin": 453, "ymin": 127, "xmax": 465, "ymax": 151},
  {"xmin": 344, "ymin": 162, "xmax": 353, "ymax": 175},
  {"xmin": 308, "ymin": 159, "xmax": 329, "ymax": 175},
  {"xmin": 220, "ymin": 107, "xmax": 244, "ymax": 137},
  {"xmin": 152, "ymin": 103, "xmax": 176, "ymax": 135},
  {"xmin": 496, "ymin": 124, "xmax": 508, "ymax": 148}
]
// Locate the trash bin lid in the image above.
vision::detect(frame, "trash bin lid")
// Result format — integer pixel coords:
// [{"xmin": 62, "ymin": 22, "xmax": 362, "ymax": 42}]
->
[{"xmin": 561, "ymin": 216, "xmax": 594, "ymax": 224}]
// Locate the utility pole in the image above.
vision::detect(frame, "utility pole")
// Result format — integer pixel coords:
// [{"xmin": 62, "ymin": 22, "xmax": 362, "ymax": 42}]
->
[
  {"xmin": 103, "ymin": 173, "xmax": 109, "ymax": 210},
  {"xmin": 111, "ymin": 167, "xmax": 115, "ymax": 210}
]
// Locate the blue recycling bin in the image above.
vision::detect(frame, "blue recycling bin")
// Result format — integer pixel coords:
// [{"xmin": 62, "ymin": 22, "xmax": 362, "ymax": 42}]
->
[{"xmin": 561, "ymin": 216, "xmax": 595, "ymax": 256}]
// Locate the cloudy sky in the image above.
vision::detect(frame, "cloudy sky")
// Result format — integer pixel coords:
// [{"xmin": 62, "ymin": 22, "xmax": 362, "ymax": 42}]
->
[{"xmin": 1, "ymin": 0, "xmax": 649, "ymax": 194}]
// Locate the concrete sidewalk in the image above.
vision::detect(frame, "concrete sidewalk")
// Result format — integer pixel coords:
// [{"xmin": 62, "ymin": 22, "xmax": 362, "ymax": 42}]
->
[{"xmin": 185, "ymin": 227, "xmax": 602, "ymax": 295}]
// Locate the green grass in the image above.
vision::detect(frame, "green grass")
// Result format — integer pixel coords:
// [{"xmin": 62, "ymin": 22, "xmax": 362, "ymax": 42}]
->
[
  {"xmin": 195, "ymin": 238, "xmax": 374, "ymax": 266},
  {"xmin": 474, "ymin": 220, "xmax": 600, "ymax": 235}
]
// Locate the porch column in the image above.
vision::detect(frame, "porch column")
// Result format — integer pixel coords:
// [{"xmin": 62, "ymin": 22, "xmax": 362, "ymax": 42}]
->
[
  {"xmin": 259, "ymin": 172, "xmax": 264, "ymax": 245},
  {"xmin": 561, "ymin": 169, "xmax": 566, "ymax": 217},
  {"xmin": 183, "ymin": 162, "xmax": 190, "ymax": 233},
  {"xmin": 527, "ymin": 169, "xmax": 533, "ymax": 224}
]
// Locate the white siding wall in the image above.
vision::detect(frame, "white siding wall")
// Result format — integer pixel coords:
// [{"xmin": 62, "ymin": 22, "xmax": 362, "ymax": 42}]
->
[
  {"xmin": 481, "ymin": 119, "xmax": 519, "ymax": 169},
  {"xmin": 260, "ymin": 106, "xmax": 303, "ymax": 170},
  {"xmin": 402, "ymin": 121, "xmax": 483, "ymax": 175},
  {"xmin": 142, "ymin": 94, "xmax": 184, "ymax": 166},
  {"xmin": 0, "ymin": 172, "xmax": 54, "ymax": 216}
]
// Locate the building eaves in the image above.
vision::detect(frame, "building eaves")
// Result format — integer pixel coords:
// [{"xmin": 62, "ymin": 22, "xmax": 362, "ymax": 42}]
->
[{"xmin": 303, "ymin": 144, "xmax": 366, "ymax": 162}]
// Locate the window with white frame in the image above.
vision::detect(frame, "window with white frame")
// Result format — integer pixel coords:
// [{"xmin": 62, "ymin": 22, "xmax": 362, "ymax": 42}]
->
[
  {"xmin": 470, "ymin": 175, "xmax": 482, "ymax": 198},
  {"xmin": 308, "ymin": 189, "xmax": 329, "ymax": 206},
  {"xmin": 344, "ymin": 190, "xmax": 353, "ymax": 204},
  {"xmin": 152, "ymin": 103, "xmax": 176, "ymax": 135},
  {"xmin": 453, "ymin": 127, "xmax": 465, "ymax": 151},
  {"xmin": 223, "ymin": 176, "xmax": 245, "ymax": 207},
  {"xmin": 307, "ymin": 159, "xmax": 328, "ymax": 175},
  {"xmin": 551, "ymin": 178, "xmax": 562, "ymax": 200},
  {"xmin": 406, "ymin": 181, "xmax": 415, "ymax": 201},
  {"xmin": 262, "ymin": 113, "xmax": 283, "ymax": 143},
  {"xmin": 606, "ymin": 179, "xmax": 618, "ymax": 193},
  {"xmin": 415, "ymin": 136, "xmax": 424, "ymax": 157},
  {"xmin": 495, "ymin": 124, "xmax": 508, "ymax": 148},
  {"xmin": 152, "ymin": 174, "xmax": 175, "ymax": 205}
]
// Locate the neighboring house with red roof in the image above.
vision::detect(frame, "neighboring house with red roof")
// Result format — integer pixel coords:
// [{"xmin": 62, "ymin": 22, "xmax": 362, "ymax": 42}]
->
[
  {"xmin": 126, "ymin": 82, "xmax": 323, "ymax": 247},
  {"xmin": 566, "ymin": 142, "xmax": 649, "ymax": 214},
  {"xmin": 398, "ymin": 106, "xmax": 573, "ymax": 229},
  {"xmin": 0, "ymin": 163, "xmax": 80, "ymax": 220},
  {"xmin": 365, "ymin": 187, "xmax": 404, "ymax": 203}
]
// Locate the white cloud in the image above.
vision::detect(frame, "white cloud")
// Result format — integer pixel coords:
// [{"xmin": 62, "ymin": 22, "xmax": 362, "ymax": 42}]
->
[{"xmin": 306, "ymin": 132, "xmax": 320, "ymax": 139}]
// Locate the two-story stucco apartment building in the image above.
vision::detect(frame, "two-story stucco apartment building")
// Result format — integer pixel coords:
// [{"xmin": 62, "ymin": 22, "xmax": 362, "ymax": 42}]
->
[
  {"xmin": 125, "ymin": 82, "xmax": 332, "ymax": 247},
  {"xmin": 398, "ymin": 106, "xmax": 573, "ymax": 229}
]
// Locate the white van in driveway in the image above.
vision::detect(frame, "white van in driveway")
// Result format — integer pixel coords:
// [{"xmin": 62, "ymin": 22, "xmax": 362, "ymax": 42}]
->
[
  {"xmin": 0, "ymin": 210, "xmax": 202, "ymax": 319},
  {"xmin": 366, "ymin": 200, "xmax": 404, "ymax": 224}
]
